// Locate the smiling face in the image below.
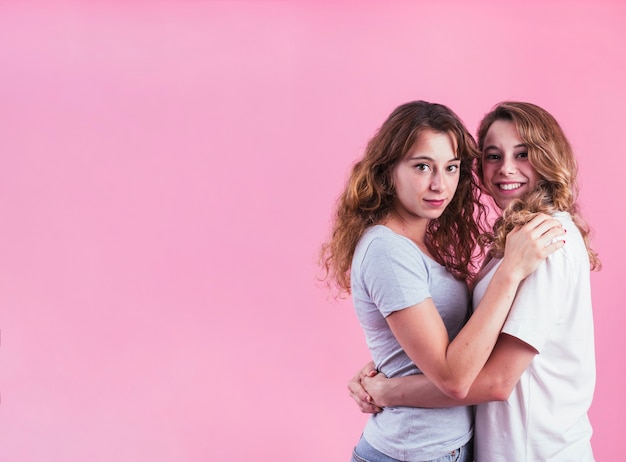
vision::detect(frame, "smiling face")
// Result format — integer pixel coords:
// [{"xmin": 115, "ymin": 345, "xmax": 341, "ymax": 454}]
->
[
  {"xmin": 481, "ymin": 120, "xmax": 541, "ymax": 210},
  {"xmin": 392, "ymin": 128, "xmax": 461, "ymax": 225}
]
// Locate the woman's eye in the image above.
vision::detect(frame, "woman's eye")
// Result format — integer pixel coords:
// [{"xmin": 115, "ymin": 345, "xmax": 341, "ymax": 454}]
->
[
  {"xmin": 415, "ymin": 163, "xmax": 430, "ymax": 171},
  {"xmin": 447, "ymin": 164, "xmax": 460, "ymax": 173},
  {"xmin": 517, "ymin": 152, "xmax": 529, "ymax": 159}
]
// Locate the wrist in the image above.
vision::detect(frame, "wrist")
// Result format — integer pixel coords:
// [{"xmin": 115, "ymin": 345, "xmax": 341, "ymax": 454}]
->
[
  {"xmin": 374, "ymin": 378, "xmax": 400, "ymax": 408},
  {"xmin": 493, "ymin": 261, "xmax": 523, "ymax": 286}
]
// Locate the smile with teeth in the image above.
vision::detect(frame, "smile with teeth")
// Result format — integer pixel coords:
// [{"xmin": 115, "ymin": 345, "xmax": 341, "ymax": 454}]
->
[{"xmin": 498, "ymin": 182, "xmax": 523, "ymax": 191}]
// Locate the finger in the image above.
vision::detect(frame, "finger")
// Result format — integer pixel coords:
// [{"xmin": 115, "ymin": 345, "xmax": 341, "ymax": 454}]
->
[
  {"xmin": 359, "ymin": 367, "xmax": 377, "ymax": 380},
  {"xmin": 525, "ymin": 216, "xmax": 558, "ymax": 233},
  {"xmin": 528, "ymin": 213, "xmax": 554, "ymax": 227},
  {"xmin": 537, "ymin": 220, "xmax": 564, "ymax": 238},
  {"xmin": 541, "ymin": 226, "xmax": 567, "ymax": 244},
  {"xmin": 361, "ymin": 404, "xmax": 381, "ymax": 414},
  {"xmin": 543, "ymin": 235, "xmax": 566, "ymax": 250},
  {"xmin": 523, "ymin": 217, "xmax": 563, "ymax": 239},
  {"xmin": 348, "ymin": 381, "xmax": 373, "ymax": 403},
  {"xmin": 529, "ymin": 231, "xmax": 565, "ymax": 256},
  {"xmin": 347, "ymin": 380, "xmax": 362, "ymax": 397},
  {"xmin": 349, "ymin": 389, "xmax": 369, "ymax": 408},
  {"xmin": 350, "ymin": 386, "xmax": 382, "ymax": 414},
  {"xmin": 359, "ymin": 400, "xmax": 382, "ymax": 414},
  {"xmin": 522, "ymin": 213, "xmax": 558, "ymax": 231},
  {"xmin": 519, "ymin": 213, "xmax": 549, "ymax": 231}
]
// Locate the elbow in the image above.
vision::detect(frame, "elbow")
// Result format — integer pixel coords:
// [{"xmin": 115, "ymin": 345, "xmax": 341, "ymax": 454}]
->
[
  {"xmin": 440, "ymin": 376, "xmax": 516, "ymax": 402},
  {"xmin": 439, "ymin": 379, "xmax": 472, "ymax": 400},
  {"xmin": 446, "ymin": 388, "xmax": 470, "ymax": 401},
  {"xmin": 491, "ymin": 386, "xmax": 514, "ymax": 402},
  {"xmin": 487, "ymin": 380, "xmax": 515, "ymax": 402}
]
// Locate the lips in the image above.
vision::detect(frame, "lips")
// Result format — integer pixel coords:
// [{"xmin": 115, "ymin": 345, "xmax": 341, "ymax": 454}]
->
[
  {"xmin": 497, "ymin": 182, "xmax": 524, "ymax": 191},
  {"xmin": 425, "ymin": 199, "xmax": 446, "ymax": 207}
]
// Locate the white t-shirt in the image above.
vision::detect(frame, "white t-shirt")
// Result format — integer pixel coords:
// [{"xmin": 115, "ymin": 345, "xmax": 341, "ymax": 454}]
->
[{"xmin": 473, "ymin": 212, "xmax": 596, "ymax": 461}]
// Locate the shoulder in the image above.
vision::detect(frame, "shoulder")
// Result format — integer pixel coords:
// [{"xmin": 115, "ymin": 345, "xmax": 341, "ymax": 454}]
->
[
  {"xmin": 354, "ymin": 226, "xmax": 428, "ymax": 275},
  {"xmin": 551, "ymin": 211, "xmax": 576, "ymax": 232},
  {"xmin": 548, "ymin": 212, "xmax": 588, "ymax": 269},
  {"xmin": 357, "ymin": 225, "xmax": 418, "ymax": 256},
  {"xmin": 551, "ymin": 212, "xmax": 583, "ymax": 240}
]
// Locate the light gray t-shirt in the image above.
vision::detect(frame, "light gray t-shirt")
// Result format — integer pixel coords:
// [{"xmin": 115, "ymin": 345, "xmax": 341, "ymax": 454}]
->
[{"xmin": 351, "ymin": 225, "xmax": 473, "ymax": 460}]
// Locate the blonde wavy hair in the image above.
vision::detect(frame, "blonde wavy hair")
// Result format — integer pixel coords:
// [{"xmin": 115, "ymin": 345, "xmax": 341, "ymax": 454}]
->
[
  {"xmin": 476, "ymin": 101, "xmax": 600, "ymax": 270},
  {"xmin": 319, "ymin": 101, "xmax": 488, "ymax": 295}
]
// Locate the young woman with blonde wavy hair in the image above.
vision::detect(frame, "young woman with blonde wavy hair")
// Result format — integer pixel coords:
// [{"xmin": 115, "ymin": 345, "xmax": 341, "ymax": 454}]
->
[
  {"xmin": 349, "ymin": 101, "xmax": 599, "ymax": 461},
  {"xmin": 320, "ymin": 100, "xmax": 564, "ymax": 462}
]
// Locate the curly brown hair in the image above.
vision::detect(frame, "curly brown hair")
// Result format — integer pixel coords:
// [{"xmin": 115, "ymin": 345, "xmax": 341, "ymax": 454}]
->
[
  {"xmin": 319, "ymin": 101, "xmax": 488, "ymax": 295},
  {"xmin": 476, "ymin": 101, "xmax": 601, "ymax": 270}
]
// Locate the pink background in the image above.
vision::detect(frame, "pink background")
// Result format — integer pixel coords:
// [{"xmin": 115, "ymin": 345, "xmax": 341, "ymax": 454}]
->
[{"xmin": 0, "ymin": 1, "xmax": 624, "ymax": 460}]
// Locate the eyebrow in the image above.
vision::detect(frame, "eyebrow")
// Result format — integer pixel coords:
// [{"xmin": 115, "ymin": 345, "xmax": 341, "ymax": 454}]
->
[
  {"xmin": 407, "ymin": 155, "xmax": 460, "ymax": 162},
  {"xmin": 484, "ymin": 143, "xmax": 527, "ymax": 151}
]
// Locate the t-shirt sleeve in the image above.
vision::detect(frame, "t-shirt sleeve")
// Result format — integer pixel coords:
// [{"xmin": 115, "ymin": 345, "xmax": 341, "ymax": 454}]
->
[
  {"xmin": 359, "ymin": 235, "xmax": 431, "ymax": 318},
  {"xmin": 502, "ymin": 248, "xmax": 572, "ymax": 353}
]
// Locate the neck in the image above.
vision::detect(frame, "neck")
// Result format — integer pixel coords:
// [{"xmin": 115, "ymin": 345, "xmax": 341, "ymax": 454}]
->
[{"xmin": 382, "ymin": 211, "xmax": 430, "ymax": 253}]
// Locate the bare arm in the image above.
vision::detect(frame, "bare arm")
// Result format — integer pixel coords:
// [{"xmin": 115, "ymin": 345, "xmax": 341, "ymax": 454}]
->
[
  {"xmin": 385, "ymin": 214, "xmax": 562, "ymax": 399},
  {"xmin": 362, "ymin": 333, "xmax": 537, "ymax": 408}
]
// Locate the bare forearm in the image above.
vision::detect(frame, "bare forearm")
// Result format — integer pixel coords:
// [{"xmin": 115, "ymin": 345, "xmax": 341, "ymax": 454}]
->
[
  {"xmin": 439, "ymin": 266, "xmax": 522, "ymax": 397},
  {"xmin": 370, "ymin": 335, "xmax": 535, "ymax": 409},
  {"xmin": 375, "ymin": 375, "xmax": 462, "ymax": 408},
  {"xmin": 439, "ymin": 216, "xmax": 563, "ymax": 397},
  {"xmin": 373, "ymin": 373, "xmax": 501, "ymax": 408}
]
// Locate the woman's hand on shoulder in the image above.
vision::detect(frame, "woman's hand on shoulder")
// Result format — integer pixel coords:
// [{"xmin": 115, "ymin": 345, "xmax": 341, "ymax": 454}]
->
[{"xmin": 501, "ymin": 213, "xmax": 565, "ymax": 281}]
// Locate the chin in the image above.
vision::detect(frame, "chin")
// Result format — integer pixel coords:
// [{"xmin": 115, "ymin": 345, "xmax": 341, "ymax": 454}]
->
[{"xmin": 495, "ymin": 197, "xmax": 521, "ymax": 209}]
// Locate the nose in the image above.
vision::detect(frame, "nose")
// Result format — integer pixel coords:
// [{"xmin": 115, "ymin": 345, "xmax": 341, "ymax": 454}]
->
[
  {"xmin": 429, "ymin": 171, "xmax": 444, "ymax": 192},
  {"xmin": 499, "ymin": 158, "xmax": 517, "ymax": 175}
]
